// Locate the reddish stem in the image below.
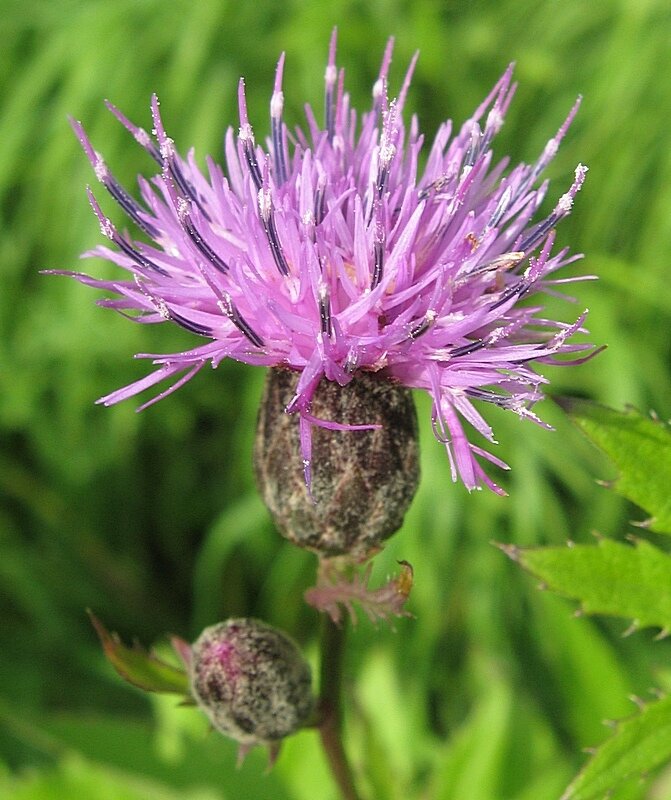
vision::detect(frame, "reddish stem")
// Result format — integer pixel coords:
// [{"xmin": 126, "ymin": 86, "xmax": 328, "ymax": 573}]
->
[{"xmin": 317, "ymin": 616, "xmax": 361, "ymax": 800}]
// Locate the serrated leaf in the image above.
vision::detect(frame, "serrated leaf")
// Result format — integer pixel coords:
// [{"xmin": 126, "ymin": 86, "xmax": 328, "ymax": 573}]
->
[
  {"xmin": 557, "ymin": 398, "xmax": 671, "ymax": 533},
  {"xmin": 506, "ymin": 538, "xmax": 671, "ymax": 633},
  {"xmin": 88, "ymin": 611, "xmax": 190, "ymax": 696},
  {"xmin": 561, "ymin": 692, "xmax": 671, "ymax": 800}
]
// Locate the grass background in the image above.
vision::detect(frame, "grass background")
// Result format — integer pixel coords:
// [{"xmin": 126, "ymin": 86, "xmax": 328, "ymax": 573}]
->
[{"xmin": 1, "ymin": 0, "xmax": 671, "ymax": 797}]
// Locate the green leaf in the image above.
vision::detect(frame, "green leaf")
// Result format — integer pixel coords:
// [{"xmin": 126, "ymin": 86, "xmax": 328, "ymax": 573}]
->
[
  {"xmin": 504, "ymin": 538, "xmax": 671, "ymax": 634},
  {"xmin": 561, "ymin": 692, "xmax": 671, "ymax": 800},
  {"xmin": 557, "ymin": 399, "xmax": 671, "ymax": 533},
  {"xmin": 88, "ymin": 611, "xmax": 190, "ymax": 697}
]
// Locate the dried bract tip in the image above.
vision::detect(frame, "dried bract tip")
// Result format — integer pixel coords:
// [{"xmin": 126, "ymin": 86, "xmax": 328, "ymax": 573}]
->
[
  {"xmin": 305, "ymin": 559, "xmax": 415, "ymax": 624},
  {"xmin": 255, "ymin": 368, "xmax": 419, "ymax": 558},
  {"xmin": 189, "ymin": 618, "xmax": 313, "ymax": 748}
]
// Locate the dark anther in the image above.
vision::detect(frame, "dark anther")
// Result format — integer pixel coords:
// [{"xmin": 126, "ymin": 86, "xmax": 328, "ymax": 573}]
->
[
  {"xmin": 325, "ymin": 75, "xmax": 336, "ymax": 141},
  {"xmin": 113, "ymin": 232, "xmax": 169, "ymax": 277},
  {"xmin": 218, "ymin": 294, "xmax": 264, "ymax": 348},
  {"xmin": 408, "ymin": 310, "xmax": 436, "ymax": 340},
  {"xmin": 450, "ymin": 339, "xmax": 486, "ymax": 358},
  {"xmin": 463, "ymin": 124, "xmax": 482, "ymax": 168},
  {"xmin": 318, "ymin": 285, "xmax": 332, "ymax": 337},
  {"xmin": 259, "ymin": 190, "xmax": 290, "ymax": 277},
  {"xmin": 465, "ymin": 387, "xmax": 510, "ymax": 407},
  {"xmin": 102, "ymin": 176, "xmax": 159, "ymax": 239},
  {"xmin": 272, "ymin": 118, "xmax": 287, "ymax": 187},
  {"xmin": 242, "ymin": 139, "xmax": 263, "ymax": 191},
  {"xmin": 169, "ymin": 310, "xmax": 213, "ymax": 337},
  {"xmin": 181, "ymin": 207, "xmax": 229, "ymax": 273},
  {"xmin": 169, "ymin": 160, "xmax": 212, "ymax": 223},
  {"xmin": 372, "ymin": 238, "xmax": 384, "ymax": 288},
  {"xmin": 376, "ymin": 164, "xmax": 390, "ymax": 200},
  {"xmin": 488, "ymin": 279, "xmax": 528, "ymax": 311},
  {"xmin": 417, "ymin": 176, "xmax": 448, "ymax": 202},
  {"xmin": 518, "ymin": 214, "xmax": 558, "ymax": 253},
  {"xmin": 487, "ymin": 187, "xmax": 512, "ymax": 229},
  {"xmin": 313, "ymin": 183, "xmax": 326, "ymax": 226}
]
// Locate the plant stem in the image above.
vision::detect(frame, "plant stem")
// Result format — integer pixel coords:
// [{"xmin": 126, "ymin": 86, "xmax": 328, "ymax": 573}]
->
[{"xmin": 317, "ymin": 615, "xmax": 361, "ymax": 800}]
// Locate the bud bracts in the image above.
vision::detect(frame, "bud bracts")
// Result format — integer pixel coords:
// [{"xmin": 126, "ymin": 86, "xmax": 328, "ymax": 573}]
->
[
  {"xmin": 254, "ymin": 368, "xmax": 420, "ymax": 558},
  {"xmin": 189, "ymin": 618, "xmax": 313, "ymax": 745}
]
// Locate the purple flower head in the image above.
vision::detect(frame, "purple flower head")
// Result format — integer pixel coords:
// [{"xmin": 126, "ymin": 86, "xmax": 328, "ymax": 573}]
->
[{"xmin": 63, "ymin": 31, "xmax": 596, "ymax": 494}]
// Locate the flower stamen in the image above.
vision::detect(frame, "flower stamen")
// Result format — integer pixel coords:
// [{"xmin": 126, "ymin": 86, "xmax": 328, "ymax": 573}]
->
[
  {"xmin": 324, "ymin": 28, "xmax": 338, "ymax": 140},
  {"xmin": 408, "ymin": 309, "xmax": 437, "ymax": 340},
  {"xmin": 271, "ymin": 53, "xmax": 289, "ymax": 186},
  {"xmin": 237, "ymin": 79, "xmax": 263, "ymax": 191},
  {"xmin": 313, "ymin": 174, "xmax": 327, "ymax": 226},
  {"xmin": 176, "ymin": 198, "xmax": 229, "ymax": 274},
  {"xmin": 149, "ymin": 95, "xmax": 210, "ymax": 221},
  {"xmin": 217, "ymin": 291, "xmax": 265, "ymax": 348},
  {"xmin": 71, "ymin": 119, "xmax": 159, "ymax": 239},
  {"xmin": 318, "ymin": 281, "xmax": 333, "ymax": 338},
  {"xmin": 258, "ymin": 184, "xmax": 291, "ymax": 277},
  {"xmin": 86, "ymin": 188, "xmax": 168, "ymax": 276},
  {"xmin": 372, "ymin": 225, "xmax": 385, "ymax": 289}
]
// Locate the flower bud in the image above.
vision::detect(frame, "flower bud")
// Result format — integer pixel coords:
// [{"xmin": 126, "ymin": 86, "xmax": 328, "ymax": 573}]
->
[
  {"xmin": 254, "ymin": 368, "xmax": 420, "ymax": 558},
  {"xmin": 189, "ymin": 618, "xmax": 313, "ymax": 745}
]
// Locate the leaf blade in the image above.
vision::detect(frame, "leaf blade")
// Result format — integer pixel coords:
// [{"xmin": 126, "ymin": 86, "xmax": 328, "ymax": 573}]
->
[
  {"xmin": 561, "ymin": 693, "xmax": 671, "ymax": 800},
  {"xmin": 557, "ymin": 399, "xmax": 671, "ymax": 533},
  {"xmin": 507, "ymin": 538, "xmax": 671, "ymax": 634}
]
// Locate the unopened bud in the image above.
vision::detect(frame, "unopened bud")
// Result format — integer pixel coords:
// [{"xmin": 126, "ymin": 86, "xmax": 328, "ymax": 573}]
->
[
  {"xmin": 254, "ymin": 368, "xmax": 420, "ymax": 558},
  {"xmin": 189, "ymin": 618, "xmax": 313, "ymax": 745}
]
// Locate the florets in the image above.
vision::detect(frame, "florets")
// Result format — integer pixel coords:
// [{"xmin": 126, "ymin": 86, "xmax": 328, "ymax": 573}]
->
[{"xmin": 61, "ymin": 30, "xmax": 595, "ymax": 493}]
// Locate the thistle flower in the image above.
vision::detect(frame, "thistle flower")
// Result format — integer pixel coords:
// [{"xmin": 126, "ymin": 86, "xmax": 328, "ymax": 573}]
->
[{"xmin": 62, "ymin": 31, "xmax": 594, "ymax": 494}]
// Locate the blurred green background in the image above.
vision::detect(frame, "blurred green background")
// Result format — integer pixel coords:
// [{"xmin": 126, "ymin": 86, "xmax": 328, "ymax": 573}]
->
[{"xmin": 2, "ymin": 0, "xmax": 671, "ymax": 797}]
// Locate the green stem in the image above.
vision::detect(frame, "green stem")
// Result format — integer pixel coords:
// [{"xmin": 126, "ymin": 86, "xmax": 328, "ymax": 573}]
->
[{"xmin": 317, "ymin": 615, "xmax": 361, "ymax": 800}]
